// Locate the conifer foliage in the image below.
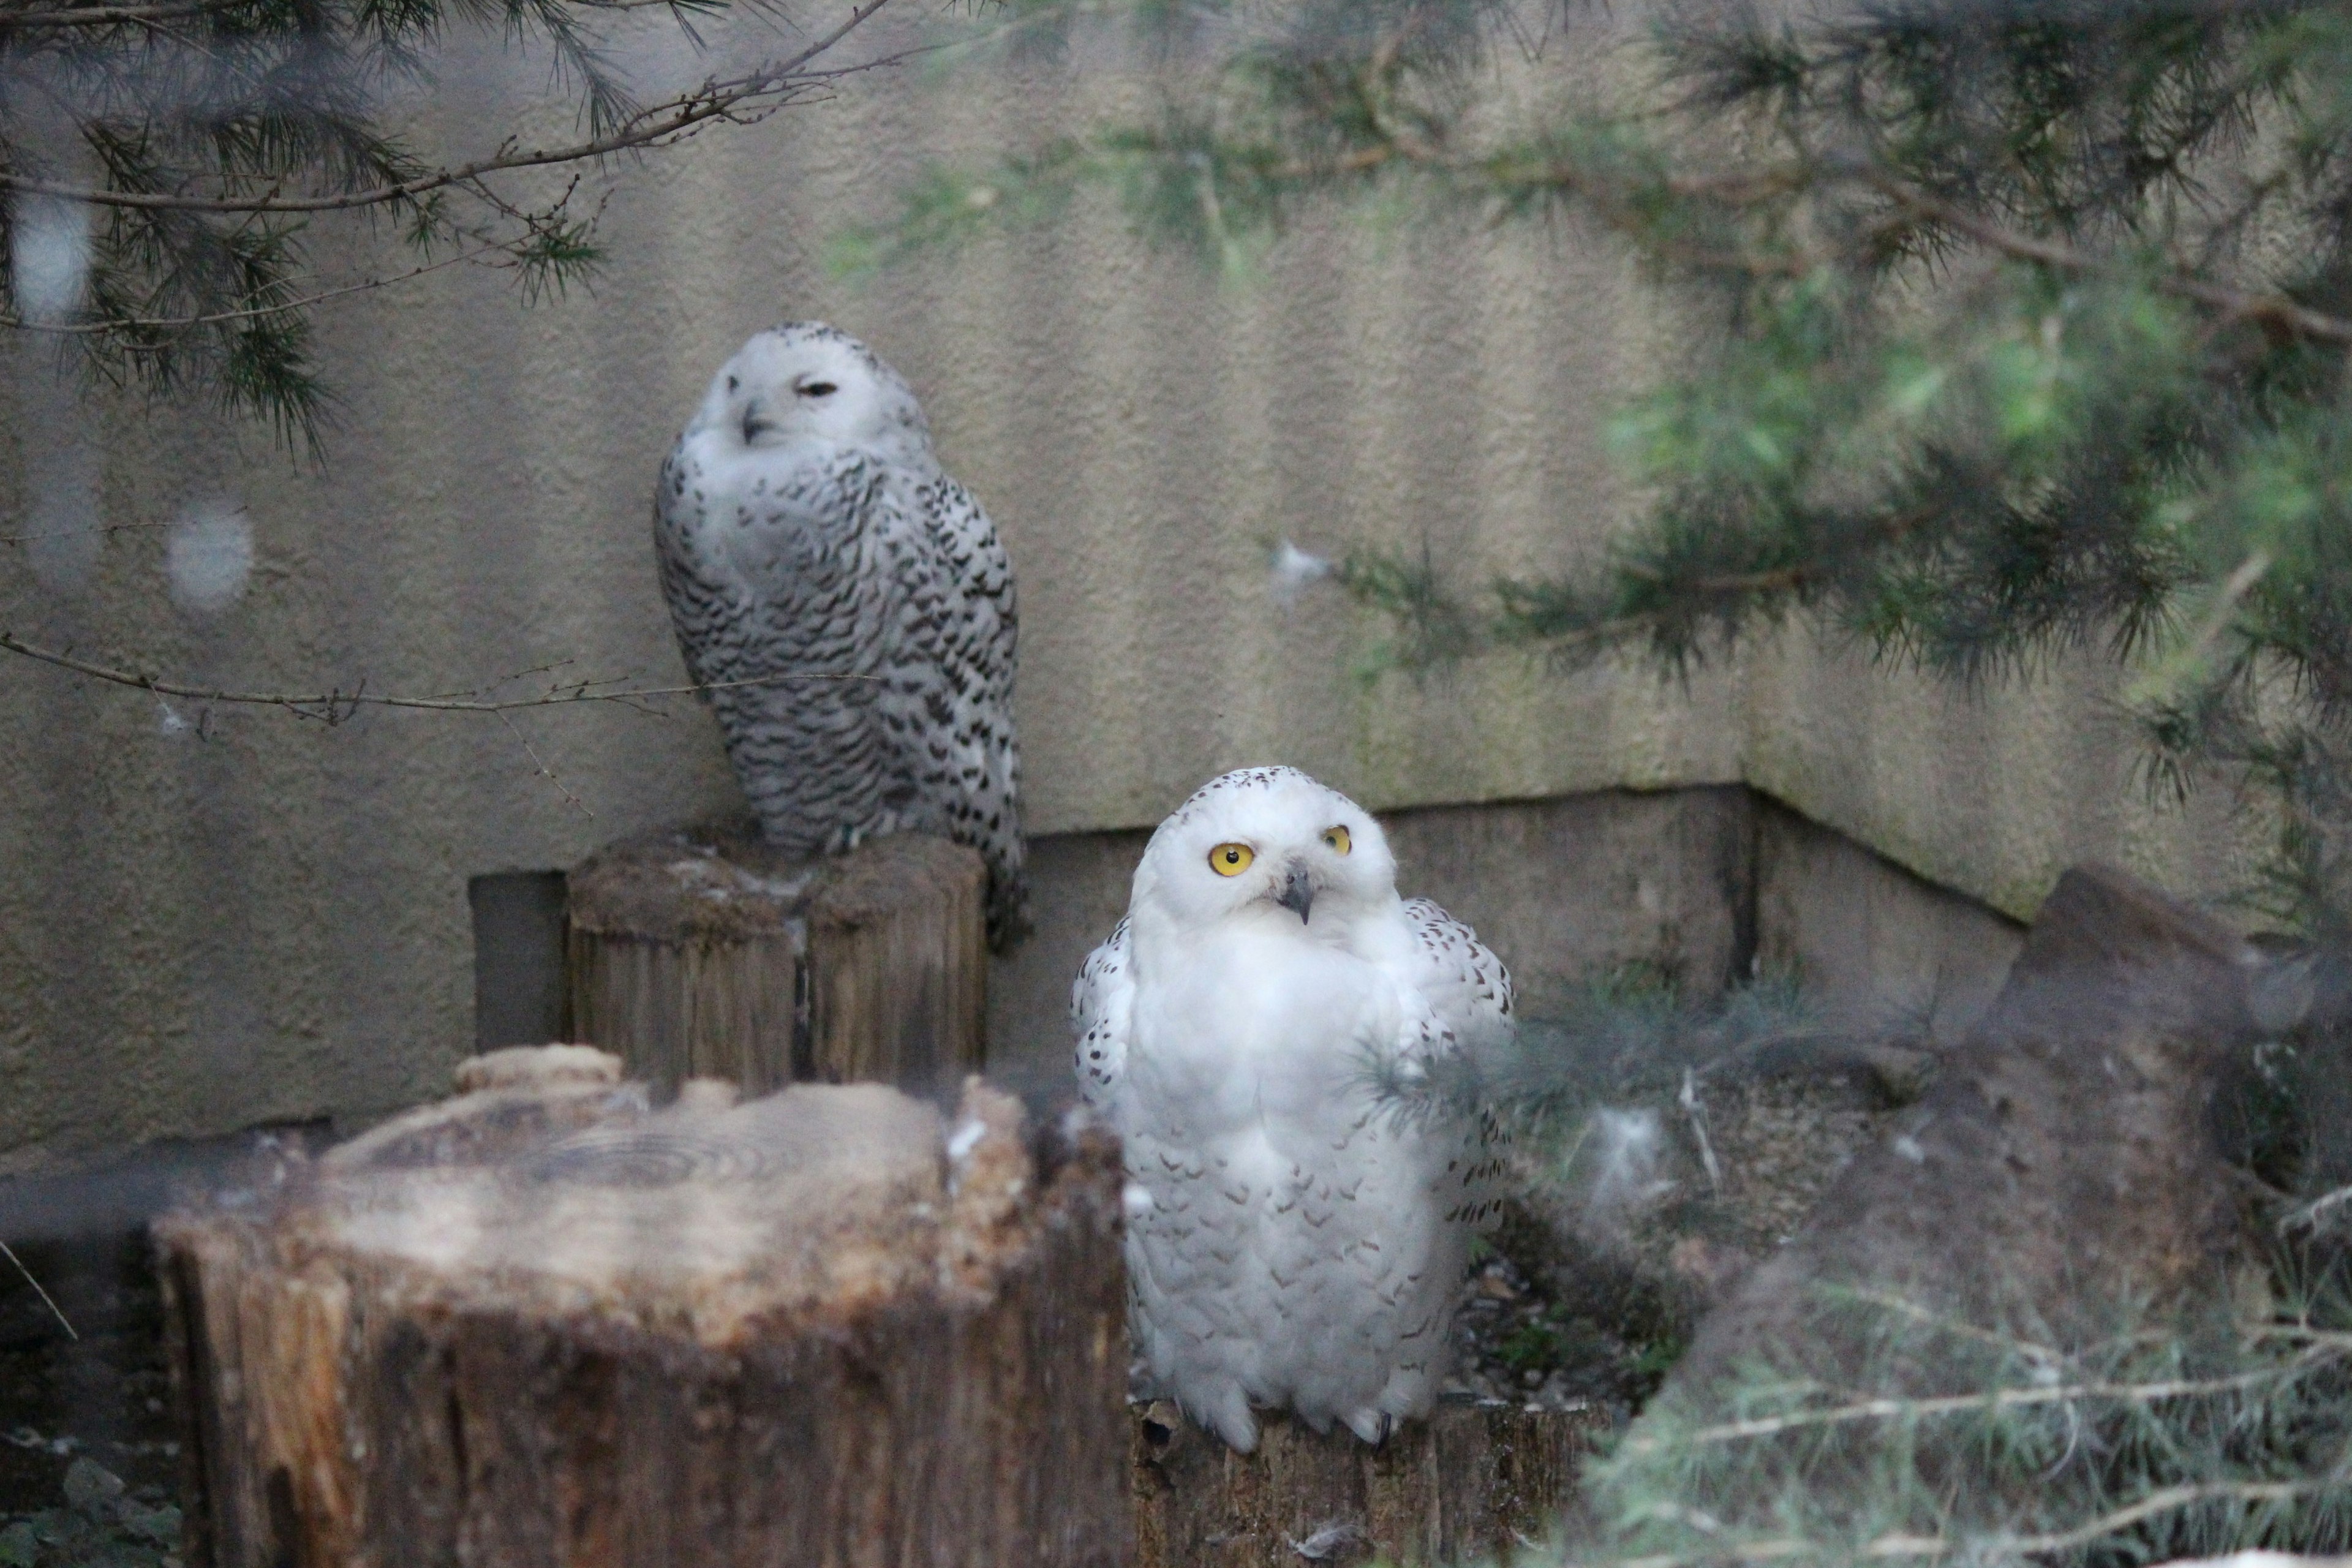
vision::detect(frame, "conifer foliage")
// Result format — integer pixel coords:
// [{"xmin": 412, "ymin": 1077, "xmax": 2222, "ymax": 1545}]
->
[
  {"xmin": 1, "ymin": 0, "xmax": 900, "ymax": 445},
  {"xmin": 873, "ymin": 0, "xmax": 2352, "ymax": 1183}
]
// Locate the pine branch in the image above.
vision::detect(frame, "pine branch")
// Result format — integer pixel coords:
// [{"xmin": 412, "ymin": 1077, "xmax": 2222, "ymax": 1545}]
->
[
  {"xmin": 1855, "ymin": 168, "xmax": 2352, "ymax": 347},
  {"xmin": 1626, "ymin": 1362, "xmax": 2339, "ymax": 1457},
  {"xmin": 0, "ymin": 238, "xmax": 507, "ymax": 334},
  {"xmin": 2014, "ymin": 1481, "xmax": 2335, "ymax": 1555},
  {"xmin": 0, "ymin": 1, "xmax": 229, "ymax": 27},
  {"xmin": 0, "ymin": 0, "xmax": 907, "ymax": 217},
  {"xmin": 1599, "ymin": 1483, "xmax": 2340, "ymax": 1568}
]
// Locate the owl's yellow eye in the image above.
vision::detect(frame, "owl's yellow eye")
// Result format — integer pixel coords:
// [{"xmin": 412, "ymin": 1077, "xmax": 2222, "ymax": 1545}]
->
[
  {"xmin": 1322, "ymin": 826, "xmax": 1352, "ymax": 856},
  {"xmin": 1208, "ymin": 843, "xmax": 1255, "ymax": 876}
]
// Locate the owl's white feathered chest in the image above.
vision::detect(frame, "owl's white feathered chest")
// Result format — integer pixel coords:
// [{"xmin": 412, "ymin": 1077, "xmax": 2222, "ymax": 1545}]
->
[
  {"xmin": 1123, "ymin": 923, "xmax": 1405, "ymax": 1142},
  {"xmin": 1108, "ymin": 911, "xmax": 1472, "ymax": 1449}
]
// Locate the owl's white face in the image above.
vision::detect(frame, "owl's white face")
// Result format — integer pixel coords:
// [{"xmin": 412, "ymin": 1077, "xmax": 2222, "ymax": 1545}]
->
[
  {"xmin": 1131, "ymin": 767, "xmax": 1399, "ymax": 939},
  {"xmin": 685, "ymin": 322, "xmax": 933, "ymax": 469}
]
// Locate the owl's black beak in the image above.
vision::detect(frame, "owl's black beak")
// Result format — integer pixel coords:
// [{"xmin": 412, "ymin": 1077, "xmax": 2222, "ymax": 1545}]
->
[{"xmin": 1275, "ymin": 862, "xmax": 1314, "ymax": 923}]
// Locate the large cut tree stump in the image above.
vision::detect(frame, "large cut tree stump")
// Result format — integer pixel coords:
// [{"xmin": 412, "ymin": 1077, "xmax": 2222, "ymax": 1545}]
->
[
  {"xmin": 567, "ymin": 825, "xmax": 987, "ymax": 1096},
  {"xmin": 155, "ymin": 1047, "xmax": 1128, "ymax": 1568},
  {"xmin": 1132, "ymin": 1400, "xmax": 1600, "ymax": 1566}
]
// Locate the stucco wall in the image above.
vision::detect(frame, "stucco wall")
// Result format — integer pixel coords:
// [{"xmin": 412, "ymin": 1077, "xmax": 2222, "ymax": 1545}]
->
[{"xmin": 0, "ymin": 7, "xmax": 2261, "ymax": 1166}]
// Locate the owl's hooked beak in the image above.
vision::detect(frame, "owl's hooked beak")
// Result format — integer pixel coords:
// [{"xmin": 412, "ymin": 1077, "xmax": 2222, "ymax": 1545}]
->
[{"xmin": 1273, "ymin": 862, "xmax": 1314, "ymax": 924}]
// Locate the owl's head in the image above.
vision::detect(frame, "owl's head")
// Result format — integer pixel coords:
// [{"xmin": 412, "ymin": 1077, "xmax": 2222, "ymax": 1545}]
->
[
  {"xmin": 687, "ymin": 322, "xmax": 934, "ymax": 470},
  {"xmin": 1131, "ymin": 767, "xmax": 1398, "ymax": 937}
]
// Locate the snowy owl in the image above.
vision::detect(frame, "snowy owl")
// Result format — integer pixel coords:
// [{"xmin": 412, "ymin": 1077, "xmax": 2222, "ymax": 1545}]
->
[
  {"xmin": 1072, "ymin": 766, "xmax": 1513, "ymax": 1452},
  {"xmin": 655, "ymin": 322, "xmax": 1025, "ymax": 943}
]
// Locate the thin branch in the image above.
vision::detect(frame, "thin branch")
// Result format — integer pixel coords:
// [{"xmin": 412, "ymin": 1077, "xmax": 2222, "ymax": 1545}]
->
[
  {"xmin": 2011, "ymin": 1480, "xmax": 2332, "ymax": 1554},
  {"xmin": 1623, "ymin": 1361, "xmax": 2335, "ymax": 1455},
  {"xmin": 497, "ymin": 710, "xmax": 593, "ymax": 816},
  {"xmin": 2283, "ymin": 1180, "xmax": 2352, "ymax": 1235},
  {"xmin": 1601, "ymin": 1484, "xmax": 2339, "ymax": 1568},
  {"xmin": 0, "ymin": 0, "xmax": 902, "ymax": 216},
  {"xmin": 0, "ymin": 238, "xmax": 510, "ymax": 336},
  {"xmin": 0, "ymin": 0, "xmax": 225, "ymax": 28},
  {"xmin": 0, "ymin": 519, "xmax": 177, "ymax": 545},
  {"xmin": 1856, "ymin": 168, "xmax": 2352, "ymax": 347},
  {"xmin": 0, "ymin": 1239, "xmax": 78, "ymax": 1343},
  {"xmin": 0, "ymin": 630, "xmax": 874, "ymax": 724}
]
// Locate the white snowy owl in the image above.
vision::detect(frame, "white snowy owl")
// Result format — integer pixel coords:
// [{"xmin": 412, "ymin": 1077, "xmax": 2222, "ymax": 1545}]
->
[
  {"xmin": 655, "ymin": 323, "xmax": 1025, "ymax": 943},
  {"xmin": 1072, "ymin": 766, "xmax": 1513, "ymax": 1452}
]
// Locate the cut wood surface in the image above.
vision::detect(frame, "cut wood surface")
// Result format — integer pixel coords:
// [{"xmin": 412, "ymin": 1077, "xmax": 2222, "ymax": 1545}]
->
[
  {"xmin": 1132, "ymin": 1398, "xmax": 1600, "ymax": 1566},
  {"xmin": 157, "ymin": 1047, "xmax": 1128, "ymax": 1568},
  {"xmin": 566, "ymin": 824, "xmax": 986, "ymax": 1096}
]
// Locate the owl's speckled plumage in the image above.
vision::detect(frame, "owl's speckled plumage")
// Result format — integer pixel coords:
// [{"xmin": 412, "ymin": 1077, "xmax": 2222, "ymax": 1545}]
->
[
  {"xmin": 655, "ymin": 323, "xmax": 1025, "ymax": 942},
  {"xmin": 1073, "ymin": 767, "xmax": 1513, "ymax": 1452}
]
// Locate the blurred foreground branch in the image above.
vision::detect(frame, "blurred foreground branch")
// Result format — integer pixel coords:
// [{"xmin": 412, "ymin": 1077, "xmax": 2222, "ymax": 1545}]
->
[{"xmin": 0, "ymin": 0, "xmax": 912, "ymax": 443}]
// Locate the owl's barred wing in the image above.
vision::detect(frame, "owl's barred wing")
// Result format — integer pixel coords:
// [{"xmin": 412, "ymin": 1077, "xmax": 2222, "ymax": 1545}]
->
[
  {"xmin": 1070, "ymin": 918, "xmax": 1133, "ymax": 1112},
  {"xmin": 1395, "ymin": 898, "xmax": 1516, "ymax": 1233},
  {"xmin": 1398, "ymin": 897, "xmax": 1514, "ymax": 1046},
  {"xmin": 654, "ymin": 439, "xmax": 897, "ymax": 858},
  {"xmin": 878, "ymin": 473, "xmax": 1027, "ymax": 943},
  {"xmin": 653, "ymin": 444, "xmax": 724, "ymax": 702}
]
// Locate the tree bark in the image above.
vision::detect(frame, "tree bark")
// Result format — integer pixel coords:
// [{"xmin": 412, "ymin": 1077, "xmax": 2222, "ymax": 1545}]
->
[
  {"xmin": 565, "ymin": 826, "xmax": 987, "ymax": 1097},
  {"xmin": 156, "ymin": 1047, "xmax": 1128, "ymax": 1568},
  {"xmin": 1130, "ymin": 1400, "xmax": 1599, "ymax": 1566}
]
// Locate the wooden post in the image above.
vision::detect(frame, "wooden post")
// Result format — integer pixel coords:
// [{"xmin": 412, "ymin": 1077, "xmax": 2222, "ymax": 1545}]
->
[
  {"xmin": 1132, "ymin": 1400, "xmax": 1599, "ymax": 1566},
  {"xmin": 156, "ymin": 1047, "xmax": 1129, "ymax": 1568},
  {"xmin": 565, "ymin": 825, "xmax": 987, "ymax": 1097}
]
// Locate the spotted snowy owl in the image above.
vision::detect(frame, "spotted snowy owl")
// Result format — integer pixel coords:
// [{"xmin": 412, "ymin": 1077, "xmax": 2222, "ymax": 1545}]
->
[
  {"xmin": 655, "ymin": 323, "xmax": 1025, "ymax": 943},
  {"xmin": 1072, "ymin": 766, "xmax": 1513, "ymax": 1452}
]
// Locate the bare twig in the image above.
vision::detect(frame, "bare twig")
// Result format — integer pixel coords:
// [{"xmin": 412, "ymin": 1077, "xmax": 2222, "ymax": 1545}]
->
[
  {"xmin": 0, "ymin": 630, "xmax": 873, "ymax": 724},
  {"xmin": 0, "ymin": 519, "xmax": 178, "ymax": 545},
  {"xmin": 1678, "ymin": 1068, "xmax": 1722, "ymax": 1195},
  {"xmin": 497, "ymin": 711, "xmax": 593, "ymax": 817},
  {"xmin": 0, "ymin": 1239, "xmax": 78, "ymax": 1343}
]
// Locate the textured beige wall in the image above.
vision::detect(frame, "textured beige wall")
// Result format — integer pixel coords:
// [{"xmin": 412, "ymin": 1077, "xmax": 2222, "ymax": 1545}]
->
[{"xmin": 0, "ymin": 8, "xmax": 2259, "ymax": 1166}]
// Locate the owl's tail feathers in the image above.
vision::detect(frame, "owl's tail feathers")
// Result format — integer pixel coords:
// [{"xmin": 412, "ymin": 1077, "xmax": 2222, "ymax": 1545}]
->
[
  {"xmin": 984, "ymin": 861, "xmax": 1031, "ymax": 952},
  {"xmin": 1191, "ymin": 1385, "xmax": 1260, "ymax": 1455}
]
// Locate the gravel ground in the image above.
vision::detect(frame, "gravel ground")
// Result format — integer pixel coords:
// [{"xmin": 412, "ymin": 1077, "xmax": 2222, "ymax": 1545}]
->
[
  {"xmin": 1442, "ymin": 1060, "xmax": 1907, "ymax": 1427},
  {"xmin": 0, "ymin": 1234, "xmax": 183, "ymax": 1566}
]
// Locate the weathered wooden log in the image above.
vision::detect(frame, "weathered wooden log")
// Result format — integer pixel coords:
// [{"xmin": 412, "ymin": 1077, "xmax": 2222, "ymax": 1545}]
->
[
  {"xmin": 566, "ymin": 824, "xmax": 987, "ymax": 1096},
  {"xmin": 156, "ymin": 1046, "xmax": 1129, "ymax": 1568},
  {"xmin": 1131, "ymin": 1398, "xmax": 1599, "ymax": 1566}
]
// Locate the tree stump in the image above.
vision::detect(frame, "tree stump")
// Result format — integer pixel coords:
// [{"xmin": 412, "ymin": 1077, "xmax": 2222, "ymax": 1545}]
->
[
  {"xmin": 1131, "ymin": 1400, "xmax": 1600, "ymax": 1566},
  {"xmin": 566, "ymin": 825, "xmax": 987, "ymax": 1097},
  {"xmin": 155, "ymin": 1047, "xmax": 1129, "ymax": 1568}
]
